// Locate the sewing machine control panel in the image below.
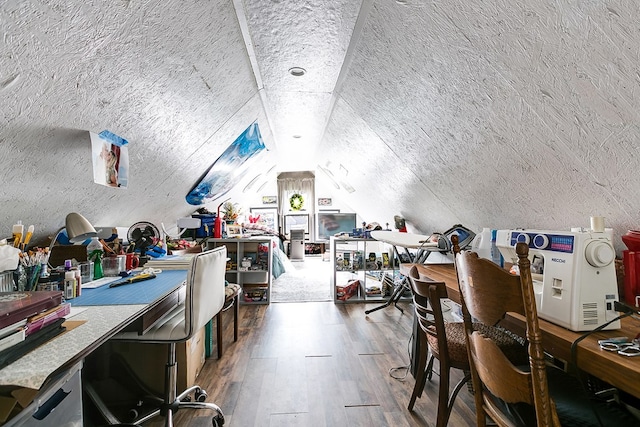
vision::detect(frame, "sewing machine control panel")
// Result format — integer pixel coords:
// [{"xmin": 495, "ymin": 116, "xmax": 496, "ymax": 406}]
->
[{"xmin": 510, "ymin": 232, "xmax": 574, "ymax": 254}]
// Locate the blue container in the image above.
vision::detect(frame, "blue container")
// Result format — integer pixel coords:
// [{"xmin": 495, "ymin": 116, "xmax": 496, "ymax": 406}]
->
[{"xmin": 192, "ymin": 214, "xmax": 217, "ymax": 238}]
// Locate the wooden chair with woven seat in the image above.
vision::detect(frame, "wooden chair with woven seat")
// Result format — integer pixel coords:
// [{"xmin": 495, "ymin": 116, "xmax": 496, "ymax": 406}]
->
[
  {"xmin": 407, "ymin": 266, "xmax": 528, "ymax": 427},
  {"xmin": 407, "ymin": 265, "xmax": 470, "ymax": 426},
  {"xmin": 455, "ymin": 242, "xmax": 640, "ymax": 427}
]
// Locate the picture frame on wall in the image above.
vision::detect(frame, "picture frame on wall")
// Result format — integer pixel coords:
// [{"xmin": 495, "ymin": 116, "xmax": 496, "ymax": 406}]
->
[
  {"xmin": 249, "ymin": 207, "xmax": 277, "ymax": 231},
  {"xmin": 262, "ymin": 195, "xmax": 277, "ymax": 205},
  {"xmin": 317, "ymin": 197, "xmax": 332, "ymax": 206},
  {"xmin": 284, "ymin": 214, "xmax": 310, "ymax": 234}
]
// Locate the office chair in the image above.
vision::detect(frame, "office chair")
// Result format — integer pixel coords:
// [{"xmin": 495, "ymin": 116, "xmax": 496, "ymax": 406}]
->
[
  {"xmin": 109, "ymin": 246, "xmax": 228, "ymax": 427},
  {"xmin": 455, "ymin": 242, "xmax": 640, "ymax": 427},
  {"xmin": 407, "ymin": 266, "xmax": 527, "ymax": 426}
]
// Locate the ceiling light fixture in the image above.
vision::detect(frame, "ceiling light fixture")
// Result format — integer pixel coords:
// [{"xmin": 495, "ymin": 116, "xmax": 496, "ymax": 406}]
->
[
  {"xmin": 288, "ymin": 67, "xmax": 306, "ymax": 77},
  {"xmin": 292, "ymin": 134, "xmax": 302, "ymax": 139}
]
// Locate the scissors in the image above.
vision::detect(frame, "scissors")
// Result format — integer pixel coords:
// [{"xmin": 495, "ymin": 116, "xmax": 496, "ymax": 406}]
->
[{"xmin": 599, "ymin": 340, "xmax": 640, "ymax": 357}]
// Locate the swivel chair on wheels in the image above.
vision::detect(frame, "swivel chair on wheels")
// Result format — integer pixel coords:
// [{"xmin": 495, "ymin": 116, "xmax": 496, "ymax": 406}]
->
[{"xmin": 104, "ymin": 246, "xmax": 228, "ymax": 427}]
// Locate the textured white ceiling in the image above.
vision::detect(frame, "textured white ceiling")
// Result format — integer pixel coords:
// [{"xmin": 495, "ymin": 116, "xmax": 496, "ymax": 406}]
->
[{"xmin": 1, "ymin": 0, "xmax": 640, "ymax": 254}]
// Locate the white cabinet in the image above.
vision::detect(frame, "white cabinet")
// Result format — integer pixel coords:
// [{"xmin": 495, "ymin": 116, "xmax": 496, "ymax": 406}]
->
[
  {"xmin": 206, "ymin": 238, "xmax": 273, "ymax": 305},
  {"xmin": 331, "ymin": 237, "xmax": 402, "ymax": 303}
]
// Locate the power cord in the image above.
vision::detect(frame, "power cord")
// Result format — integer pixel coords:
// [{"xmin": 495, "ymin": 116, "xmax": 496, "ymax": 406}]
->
[
  {"xmin": 568, "ymin": 302, "xmax": 636, "ymax": 427},
  {"xmin": 389, "ymin": 332, "xmax": 414, "ymax": 380},
  {"xmin": 569, "ymin": 301, "xmax": 635, "ymax": 374}
]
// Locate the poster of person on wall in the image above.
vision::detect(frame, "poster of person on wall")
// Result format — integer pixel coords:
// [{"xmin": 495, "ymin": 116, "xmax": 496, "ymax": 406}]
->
[{"xmin": 90, "ymin": 130, "xmax": 129, "ymax": 188}]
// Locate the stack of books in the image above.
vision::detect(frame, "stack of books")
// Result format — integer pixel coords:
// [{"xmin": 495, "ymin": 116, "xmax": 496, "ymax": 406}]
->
[
  {"xmin": 0, "ymin": 291, "xmax": 68, "ymax": 368},
  {"xmin": 144, "ymin": 254, "xmax": 195, "ymax": 270}
]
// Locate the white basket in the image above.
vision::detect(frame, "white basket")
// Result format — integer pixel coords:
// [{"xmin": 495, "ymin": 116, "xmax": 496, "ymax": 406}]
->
[{"xmin": 0, "ymin": 270, "xmax": 14, "ymax": 292}]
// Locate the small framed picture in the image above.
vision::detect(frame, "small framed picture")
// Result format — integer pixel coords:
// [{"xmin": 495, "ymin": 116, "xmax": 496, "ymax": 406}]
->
[
  {"xmin": 318, "ymin": 197, "xmax": 332, "ymax": 206},
  {"xmin": 262, "ymin": 195, "xmax": 277, "ymax": 205},
  {"xmin": 226, "ymin": 225, "xmax": 243, "ymax": 237}
]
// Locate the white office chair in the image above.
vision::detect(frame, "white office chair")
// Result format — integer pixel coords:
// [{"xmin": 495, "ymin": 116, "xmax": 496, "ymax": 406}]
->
[{"xmin": 107, "ymin": 246, "xmax": 227, "ymax": 427}]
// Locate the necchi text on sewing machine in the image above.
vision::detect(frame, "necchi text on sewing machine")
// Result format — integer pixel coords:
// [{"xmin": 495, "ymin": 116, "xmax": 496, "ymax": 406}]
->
[{"xmin": 496, "ymin": 229, "xmax": 620, "ymax": 332}]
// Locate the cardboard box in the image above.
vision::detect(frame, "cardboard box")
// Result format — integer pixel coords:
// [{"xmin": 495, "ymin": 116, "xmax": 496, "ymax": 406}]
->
[
  {"xmin": 110, "ymin": 327, "xmax": 206, "ymax": 395},
  {"xmin": 336, "ymin": 279, "xmax": 360, "ymax": 301}
]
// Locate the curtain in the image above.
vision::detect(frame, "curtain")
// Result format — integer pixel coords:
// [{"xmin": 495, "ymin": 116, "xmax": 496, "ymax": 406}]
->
[{"xmin": 277, "ymin": 171, "xmax": 315, "ymax": 239}]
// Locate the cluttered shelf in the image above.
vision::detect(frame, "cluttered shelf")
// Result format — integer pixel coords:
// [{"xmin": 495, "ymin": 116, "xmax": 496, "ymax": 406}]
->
[
  {"xmin": 205, "ymin": 238, "xmax": 274, "ymax": 304},
  {"xmin": 331, "ymin": 237, "xmax": 409, "ymax": 303}
]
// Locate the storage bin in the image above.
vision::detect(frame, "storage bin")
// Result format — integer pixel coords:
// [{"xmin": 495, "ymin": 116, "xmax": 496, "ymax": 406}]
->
[
  {"xmin": 191, "ymin": 214, "xmax": 217, "ymax": 238},
  {"xmin": 4, "ymin": 361, "xmax": 83, "ymax": 426},
  {"xmin": 0, "ymin": 270, "xmax": 14, "ymax": 292}
]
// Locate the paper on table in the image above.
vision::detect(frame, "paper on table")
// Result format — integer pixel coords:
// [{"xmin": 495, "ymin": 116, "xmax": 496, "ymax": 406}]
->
[
  {"xmin": 81, "ymin": 277, "xmax": 121, "ymax": 289},
  {"xmin": 66, "ymin": 306, "xmax": 88, "ymax": 319}
]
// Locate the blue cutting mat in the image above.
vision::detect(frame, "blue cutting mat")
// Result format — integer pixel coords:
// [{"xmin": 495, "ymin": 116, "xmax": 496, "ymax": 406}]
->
[{"xmin": 69, "ymin": 270, "xmax": 188, "ymax": 306}]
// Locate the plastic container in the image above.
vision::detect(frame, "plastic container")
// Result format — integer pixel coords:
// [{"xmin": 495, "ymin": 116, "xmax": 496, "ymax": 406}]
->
[
  {"xmin": 471, "ymin": 228, "xmax": 492, "ymax": 260},
  {"xmin": 191, "ymin": 214, "xmax": 216, "ymax": 238},
  {"xmin": 490, "ymin": 229, "xmax": 504, "ymax": 267}
]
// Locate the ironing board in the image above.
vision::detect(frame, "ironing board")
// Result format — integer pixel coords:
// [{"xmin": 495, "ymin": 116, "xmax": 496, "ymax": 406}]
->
[{"xmin": 365, "ymin": 231, "xmax": 441, "ymax": 315}]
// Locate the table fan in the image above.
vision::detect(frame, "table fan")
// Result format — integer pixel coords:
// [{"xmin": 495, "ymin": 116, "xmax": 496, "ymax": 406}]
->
[{"xmin": 127, "ymin": 222, "xmax": 160, "ymax": 266}]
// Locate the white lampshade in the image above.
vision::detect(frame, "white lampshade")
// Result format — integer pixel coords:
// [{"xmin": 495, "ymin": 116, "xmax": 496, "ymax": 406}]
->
[{"xmin": 65, "ymin": 213, "xmax": 97, "ymax": 243}]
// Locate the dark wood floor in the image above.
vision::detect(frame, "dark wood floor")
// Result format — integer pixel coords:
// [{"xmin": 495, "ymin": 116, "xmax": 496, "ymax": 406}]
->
[{"xmin": 144, "ymin": 301, "xmax": 477, "ymax": 427}]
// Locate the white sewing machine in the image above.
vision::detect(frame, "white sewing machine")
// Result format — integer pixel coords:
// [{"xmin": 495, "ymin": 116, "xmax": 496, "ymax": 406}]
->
[{"xmin": 496, "ymin": 229, "xmax": 620, "ymax": 331}]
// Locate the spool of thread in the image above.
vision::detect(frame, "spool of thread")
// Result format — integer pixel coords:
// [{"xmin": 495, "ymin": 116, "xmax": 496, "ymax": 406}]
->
[{"xmin": 590, "ymin": 216, "xmax": 605, "ymax": 232}]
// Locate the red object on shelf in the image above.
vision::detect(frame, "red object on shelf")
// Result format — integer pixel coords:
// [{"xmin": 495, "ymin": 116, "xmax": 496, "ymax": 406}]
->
[
  {"xmin": 622, "ymin": 230, "xmax": 640, "ymax": 307},
  {"xmin": 336, "ymin": 279, "xmax": 360, "ymax": 301}
]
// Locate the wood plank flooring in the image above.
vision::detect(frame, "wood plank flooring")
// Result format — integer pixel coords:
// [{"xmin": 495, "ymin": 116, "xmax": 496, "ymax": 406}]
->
[{"xmin": 144, "ymin": 301, "xmax": 477, "ymax": 427}]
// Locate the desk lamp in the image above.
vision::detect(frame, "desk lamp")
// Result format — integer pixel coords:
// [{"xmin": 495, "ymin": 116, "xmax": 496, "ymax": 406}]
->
[{"xmin": 48, "ymin": 212, "xmax": 98, "ymax": 254}]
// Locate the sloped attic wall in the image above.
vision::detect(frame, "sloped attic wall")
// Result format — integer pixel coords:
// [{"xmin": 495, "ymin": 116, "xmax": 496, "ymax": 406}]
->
[
  {"xmin": 319, "ymin": 0, "xmax": 640, "ymax": 253},
  {"xmin": 0, "ymin": 1, "xmax": 273, "ymax": 243}
]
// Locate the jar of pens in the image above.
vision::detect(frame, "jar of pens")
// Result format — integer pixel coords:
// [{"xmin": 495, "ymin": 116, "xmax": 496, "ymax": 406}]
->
[{"xmin": 15, "ymin": 248, "xmax": 51, "ymax": 292}]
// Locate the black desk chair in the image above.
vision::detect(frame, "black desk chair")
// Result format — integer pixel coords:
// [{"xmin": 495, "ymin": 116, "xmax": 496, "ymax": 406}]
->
[{"xmin": 106, "ymin": 246, "xmax": 228, "ymax": 427}]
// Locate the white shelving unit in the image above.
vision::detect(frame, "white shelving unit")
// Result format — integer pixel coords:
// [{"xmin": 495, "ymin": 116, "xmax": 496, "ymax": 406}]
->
[
  {"xmin": 331, "ymin": 237, "xmax": 403, "ymax": 303},
  {"xmin": 205, "ymin": 238, "xmax": 273, "ymax": 305}
]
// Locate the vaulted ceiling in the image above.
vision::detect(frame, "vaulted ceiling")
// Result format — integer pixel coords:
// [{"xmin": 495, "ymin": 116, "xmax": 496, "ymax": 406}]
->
[{"xmin": 1, "ymin": 1, "xmax": 639, "ymax": 253}]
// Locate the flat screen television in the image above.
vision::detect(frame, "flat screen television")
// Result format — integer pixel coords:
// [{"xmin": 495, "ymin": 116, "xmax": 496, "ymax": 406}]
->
[{"xmin": 317, "ymin": 213, "xmax": 357, "ymax": 240}]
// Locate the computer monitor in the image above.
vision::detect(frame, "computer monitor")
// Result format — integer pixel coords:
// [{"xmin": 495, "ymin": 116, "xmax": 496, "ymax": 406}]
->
[{"xmin": 317, "ymin": 213, "xmax": 357, "ymax": 240}]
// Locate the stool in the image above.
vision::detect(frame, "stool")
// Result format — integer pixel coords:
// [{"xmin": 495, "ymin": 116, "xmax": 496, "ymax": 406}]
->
[{"xmin": 216, "ymin": 283, "xmax": 241, "ymax": 358}]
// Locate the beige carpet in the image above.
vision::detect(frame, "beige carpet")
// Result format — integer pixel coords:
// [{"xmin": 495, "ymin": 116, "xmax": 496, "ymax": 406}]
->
[{"xmin": 271, "ymin": 256, "xmax": 333, "ymax": 302}]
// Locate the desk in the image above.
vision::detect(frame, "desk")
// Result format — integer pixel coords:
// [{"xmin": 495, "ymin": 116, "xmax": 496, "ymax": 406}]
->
[
  {"xmin": 400, "ymin": 263, "xmax": 640, "ymax": 399},
  {"xmin": 0, "ymin": 270, "xmax": 187, "ymax": 391}
]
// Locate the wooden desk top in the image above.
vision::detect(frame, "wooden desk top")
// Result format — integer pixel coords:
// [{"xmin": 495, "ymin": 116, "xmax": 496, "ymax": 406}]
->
[{"xmin": 400, "ymin": 263, "xmax": 640, "ymax": 399}]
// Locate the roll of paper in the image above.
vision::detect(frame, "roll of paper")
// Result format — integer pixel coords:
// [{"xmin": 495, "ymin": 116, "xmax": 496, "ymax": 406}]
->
[{"xmin": 590, "ymin": 216, "xmax": 605, "ymax": 232}]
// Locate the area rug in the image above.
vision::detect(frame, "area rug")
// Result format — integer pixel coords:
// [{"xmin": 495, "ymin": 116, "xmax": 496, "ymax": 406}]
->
[{"xmin": 271, "ymin": 256, "xmax": 333, "ymax": 302}]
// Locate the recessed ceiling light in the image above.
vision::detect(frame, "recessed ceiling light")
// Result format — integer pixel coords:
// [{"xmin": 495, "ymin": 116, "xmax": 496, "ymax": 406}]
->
[
  {"xmin": 395, "ymin": 0, "xmax": 408, "ymax": 4},
  {"xmin": 292, "ymin": 134, "xmax": 302, "ymax": 139},
  {"xmin": 289, "ymin": 67, "xmax": 306, "ymax": 77}
]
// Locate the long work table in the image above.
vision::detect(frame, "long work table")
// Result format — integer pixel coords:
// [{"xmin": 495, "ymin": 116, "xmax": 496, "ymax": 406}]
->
[
  {"xmin": 0, "ymin": 269, "xmax": 188, "ymax": 424},
  {"xmin": 400, "ymin": 263, "xmax": 640, "ymax": 400}
]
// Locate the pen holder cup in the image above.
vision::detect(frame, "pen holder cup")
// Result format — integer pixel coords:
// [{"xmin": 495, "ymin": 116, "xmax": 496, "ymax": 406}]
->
[{"xmin": 102, "ymin": 256, "xmax": 126, "ymax": 277}]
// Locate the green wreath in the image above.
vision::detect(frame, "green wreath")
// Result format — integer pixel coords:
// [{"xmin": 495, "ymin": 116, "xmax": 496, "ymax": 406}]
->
[{"xmin": 289, "ymin": 193, "xmax": 304, "ymax": 211}]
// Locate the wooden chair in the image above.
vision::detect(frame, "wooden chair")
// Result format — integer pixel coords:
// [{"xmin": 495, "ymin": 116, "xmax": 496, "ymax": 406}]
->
[
  {"xmin": 407, "ymin": 266, "xmax": 471, "ymax": 426},
  {"xmin": 407, "ymin": 265, "xmax": 527, "ymax": 426},
  {"xmin": 216, "ymin": 282, "xmax": 241, "ymax": 358},
  {"xmin": 455, "ymin": 242, "xmax": 640, "ymax": 427}
]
